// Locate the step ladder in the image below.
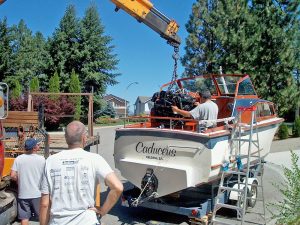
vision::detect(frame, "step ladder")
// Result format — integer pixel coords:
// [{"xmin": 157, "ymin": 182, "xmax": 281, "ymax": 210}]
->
[{"xmin": 211, "ymin": 106, "xmax": 266, "ymax": 225}]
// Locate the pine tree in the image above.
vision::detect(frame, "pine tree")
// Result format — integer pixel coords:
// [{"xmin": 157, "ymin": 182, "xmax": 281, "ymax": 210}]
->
[
  {"xmin": 11, "ymin": 79, "xmax": 22, "ymax": 99},
  {"xmin": 49, "ymin": 5, "xmax": 80, "ymax": 91},
  {"xmin": 250, "ymin": 0, "xmax": 299, "ymax": 116},
  {"xmin": 0, "ymin": 17, "xmax": 14, "ymax": 81},
  {"xmin": 69, "ymin": 69, "xmax": 81, "ymax": 120},
  {"xmin": 79, "ymin": 4, "xmax": 119, "ymax": 113},
  {"xmin": 30, "ymin": 77, "xmax": 40, "ymax": 92},
  {"xmin": 183, "ymin": 0, "xmax": 300, "ymax": 117},
  {"xmin": 48, "ymin": 71, "xmax": 60, "ymax": 100}
]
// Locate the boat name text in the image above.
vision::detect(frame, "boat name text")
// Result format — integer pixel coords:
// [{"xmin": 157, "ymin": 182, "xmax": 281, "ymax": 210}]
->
[{"xmin": 136, "ymin": 142, "xmax": 176, "ymax": 157}]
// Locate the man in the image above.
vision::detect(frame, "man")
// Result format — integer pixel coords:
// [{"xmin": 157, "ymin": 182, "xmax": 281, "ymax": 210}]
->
[
  {"xmin": 40, "ymin": 121, "xmax": 123, "ymax": 225},
  {"xmin": 172, "ymin": 90, "xmax": 219, "ymax": 130},
  {"xmin": 10, "ymin": 138, "xmax": 45, "ymax": 225}
]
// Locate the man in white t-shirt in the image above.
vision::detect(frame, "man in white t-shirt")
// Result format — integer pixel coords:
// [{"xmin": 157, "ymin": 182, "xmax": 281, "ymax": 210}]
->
[
  {"xmin": 40, "ymin": 121, "xmax": 123, "ymax": 225},
  {"xmin": 172, "ymin": 90, "xmax": 219, "ymax": 130},
  {"xmin": 10, "ymin": 138, "xmax": 45, "ymax": 225}
]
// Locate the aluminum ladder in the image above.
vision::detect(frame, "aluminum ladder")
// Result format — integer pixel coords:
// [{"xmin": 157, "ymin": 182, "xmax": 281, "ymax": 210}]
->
[{"xmin": 211, "ymin": 106, "xmax": 266, "ymax": 225}]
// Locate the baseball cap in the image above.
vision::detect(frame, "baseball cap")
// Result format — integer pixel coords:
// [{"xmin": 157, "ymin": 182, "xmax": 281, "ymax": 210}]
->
[{"xmin": 24, "ymin": 138, "xmax": 40, "ymax": 151}]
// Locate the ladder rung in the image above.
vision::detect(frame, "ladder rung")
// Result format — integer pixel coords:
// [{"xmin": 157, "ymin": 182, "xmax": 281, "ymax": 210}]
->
[
  {"xmin": 223, "ymin": 170, "xmax": 247, "ymax": 176},
  {"xmin": 215, "ymin": 203, "xmax": 243, "ymax": 211},
  {"xmin": 211, "ymin": 218, "xmax": 235, "ymax": 225},
  {"xmin": 231, "ymin": 138, "xmax": 258, "ymax": 142},
  {"xmin": 219, "ymin": 186, "xmax": 245, "ymax": 193}
]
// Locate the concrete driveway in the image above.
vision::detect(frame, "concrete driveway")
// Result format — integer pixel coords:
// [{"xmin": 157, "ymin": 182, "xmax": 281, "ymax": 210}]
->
[{"xmin": 12, "ymin": 126, "xmax": 300, "ymax": 225}]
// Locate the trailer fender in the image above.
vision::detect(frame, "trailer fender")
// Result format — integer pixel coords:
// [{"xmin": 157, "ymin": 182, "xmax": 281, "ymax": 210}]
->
[{"xmin": 228, "ymin": 178, "xmax": 258, "ymax": 201}]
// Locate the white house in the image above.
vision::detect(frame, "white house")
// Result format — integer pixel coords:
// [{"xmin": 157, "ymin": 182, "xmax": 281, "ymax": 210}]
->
[{"xmin": 134, "ymin": 96, "xmax": 153, "ymax": 115}]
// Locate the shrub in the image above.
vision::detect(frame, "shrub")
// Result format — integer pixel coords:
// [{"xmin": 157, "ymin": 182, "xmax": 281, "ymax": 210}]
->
[
  {"xmin": 293, "ymin": 117, "xmax": 300, "ymax": 137},
  {"xmin": 268, "ymin": 151, "xmax": 300, "ymax": 224},
  {"xmin": 278, "ymin": 123, "xmax": 289, "ymax": 139}
]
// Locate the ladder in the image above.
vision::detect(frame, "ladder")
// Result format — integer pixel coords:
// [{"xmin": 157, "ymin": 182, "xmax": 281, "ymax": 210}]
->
[{"xmin": 211, "ymin": 106, "xmax": 266, "ymax": 225}]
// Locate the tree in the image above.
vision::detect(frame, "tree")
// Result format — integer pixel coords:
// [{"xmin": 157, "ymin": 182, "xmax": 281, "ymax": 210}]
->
[
  {"xmin": 183, "ymin": 0, "xmax": 300, "ymax": 116},
  {"xmin": 94, "ymin": 102, "xmax": 116, "ymax": 118},
  {"xmin": 11, "ymin": 79, "xmax": 22, "ymax": 99},
  {"xmin": 250, "ymin": 0, "xmax": 300, "ymax": 116},
  {"xmin": 49, "ymin": 5, "xmax": 80, "ymax": 91},
  {"xmin": 48, "ymin": 71, "xmax": 60, "ymax": 100},
  {"xmin": 30, "ymin": 77, "xmax": 40, "ymax": 92},
  {"xmin": 0, "ymin": 17, "xmax": 14, "ymax": 81},
  {"xmin": 79, "ymin": 4, "xmax": 119, "ymax": 113},
  {"xmin": 68, "ymin": 69, "xmax": 81, "ymax": 120},
  {"xmin": 269, "ymin": 151, "xmax": 300, "ymax": 224}
]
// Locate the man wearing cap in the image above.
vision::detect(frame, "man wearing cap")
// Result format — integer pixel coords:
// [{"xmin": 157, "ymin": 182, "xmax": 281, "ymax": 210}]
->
[
  {"xmin": 40, "ymin": 121, "xmax": 123, "ymax": 225},
  {"xmin": 10, "ymin": 138, "xmax": 45, "ymax": 225},
  {"xmin": 172, "ymin": 90, "xmax": 219, "ymax": 130}
]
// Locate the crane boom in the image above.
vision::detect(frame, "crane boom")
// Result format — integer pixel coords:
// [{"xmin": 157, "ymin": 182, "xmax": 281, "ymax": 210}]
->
[
  {"xmin": 0, "ymin": 0, "xmax": 181, "ymax": 47},
  {"xmin": 111, "ymin": 0, "xmax": 181, "ymax": 48}
]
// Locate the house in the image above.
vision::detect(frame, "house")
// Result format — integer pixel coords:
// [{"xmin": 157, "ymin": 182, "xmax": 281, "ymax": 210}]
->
[
  {"xmin": 103, "ymin": 94, "xmax": 128, "ymax": 118},
  {"xmin": 134, "ymin": 96, "xmax": 153, "ymax": 115}
]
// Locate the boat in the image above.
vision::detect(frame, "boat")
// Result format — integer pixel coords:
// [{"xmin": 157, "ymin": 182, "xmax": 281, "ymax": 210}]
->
[{"xmin": 114, "ymin": 74, "xmax": 283, "ymax": 199}]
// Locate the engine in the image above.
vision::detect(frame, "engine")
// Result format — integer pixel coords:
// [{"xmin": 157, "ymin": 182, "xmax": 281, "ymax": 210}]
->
[{"xmin": 151, "ymin": 90, "xmax": 196, "ymax": 118}]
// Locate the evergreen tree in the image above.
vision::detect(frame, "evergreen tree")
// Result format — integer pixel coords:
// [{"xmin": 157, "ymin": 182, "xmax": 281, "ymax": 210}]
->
[
  {"xmin": 4, "ymin": 20, "xmax": 51, "ymax": 90},
  {"xmin": 0, "ymin": 17, "xmax": 14, "ymax": 81},
  {"xmin": 49, "ymin": 5, "xmax": 80, "ymax": 90},
  {"xmin": 30, "ymin": 77, "xmax": 40, "ymax": 92},
  {"xmin": 6, "ymin": 20, "xmax": 35, "ymax": 87},
  {"xmin": 250, "ymin": 0, "xmax": 299, "ymax": 116},
  {"xmin": 48, "ymin": 71, "xmax": 60, "ymax": 100},
  {"xmin": 79, "ymin": 4, "xmax": 119, "ymax": 113},
  {"xmin": 11, "ymin": 79, "xmax": 22, "ymax": 99},
  {"xmin": 183, "ymin": 0, "xmax": 300, "ymax": 116},
  {"xmin": 69, "ymin": 69, "xmax": 81, "ymax": 120}
]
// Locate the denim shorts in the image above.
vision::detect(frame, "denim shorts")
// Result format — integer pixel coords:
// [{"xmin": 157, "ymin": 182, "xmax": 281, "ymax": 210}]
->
[{"xmin": 17, "ymin": 197, "xmax": 40, "ymax": 220}]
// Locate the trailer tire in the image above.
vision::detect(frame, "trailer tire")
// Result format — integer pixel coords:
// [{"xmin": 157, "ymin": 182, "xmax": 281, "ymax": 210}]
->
[{"xmin": 248, "ymin": 180, "xmax": 258, "ymax": 208}]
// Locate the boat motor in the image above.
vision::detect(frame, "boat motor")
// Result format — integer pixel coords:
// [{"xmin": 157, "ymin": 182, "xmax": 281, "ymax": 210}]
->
[{"xmin": 141, "ymin": 168, "xmax": 158, "ymax": 197}]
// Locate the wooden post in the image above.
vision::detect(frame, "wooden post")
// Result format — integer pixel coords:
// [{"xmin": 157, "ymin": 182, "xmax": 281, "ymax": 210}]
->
[
  {"xmin": 88, "ymin": 94, "xmax": 93, "ymax": 136},
  {"xmin": 27, "ymin": 94, "xmax": 32, "ymax": 112}
]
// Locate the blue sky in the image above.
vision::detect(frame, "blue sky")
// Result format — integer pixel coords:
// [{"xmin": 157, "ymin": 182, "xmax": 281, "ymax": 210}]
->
[{"xmin": 0, "ymin": 0, "xmax": 195, "ymax": 112}]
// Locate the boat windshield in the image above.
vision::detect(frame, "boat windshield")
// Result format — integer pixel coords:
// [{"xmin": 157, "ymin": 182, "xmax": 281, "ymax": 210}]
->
[
  {"xmin": 180, "ymin": 77, "xmax": 218, "ymax": 95},
  {"xmin": 215, "ymin": 76, "xmax": 240, "ymax": 94},
  {"xmin": 237, "ymin": 77, "xmax": 256, "ymax": 95}
]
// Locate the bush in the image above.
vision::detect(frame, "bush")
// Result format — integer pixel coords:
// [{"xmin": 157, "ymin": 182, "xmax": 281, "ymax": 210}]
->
[
  {"xmin": 95, "ymin": 116, "xmax": 119, "ymax": 125},
  {"xmin": 293, "ymin": 117, "xmax": 300, "ymax": 137},
  {"xmin": 278, "ymin": 123, "xmax": 289, "ymax": 139},
  {"xmin": 268, "ymin": 151, "xmax": 300, "ymax": 224}
]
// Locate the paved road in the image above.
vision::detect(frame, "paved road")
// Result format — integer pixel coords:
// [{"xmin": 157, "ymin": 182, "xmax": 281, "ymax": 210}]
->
[{"xmin": 13, "ymin": 126, "xmax": 300, "ymax": 225}]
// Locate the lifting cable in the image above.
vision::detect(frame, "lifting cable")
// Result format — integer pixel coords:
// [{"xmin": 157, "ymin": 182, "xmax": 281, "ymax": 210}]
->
[{"xmin": 167, "ymin": 43, "xmax": 180, "ymax": 91}]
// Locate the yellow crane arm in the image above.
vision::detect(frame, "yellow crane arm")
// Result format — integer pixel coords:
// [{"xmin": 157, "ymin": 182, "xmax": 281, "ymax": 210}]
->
[
  {"xmin": 0, "ymin": 0, "xmax": 181, "ymax": 47},
  {"xmin": 111, "ymin": 0, "xmax": 181, "ymax": 48}
]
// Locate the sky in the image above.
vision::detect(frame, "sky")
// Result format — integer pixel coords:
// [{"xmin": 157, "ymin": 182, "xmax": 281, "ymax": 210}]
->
[{"xmin": 0, "ymin": 0, "xmax": 196, "ymax": 112}]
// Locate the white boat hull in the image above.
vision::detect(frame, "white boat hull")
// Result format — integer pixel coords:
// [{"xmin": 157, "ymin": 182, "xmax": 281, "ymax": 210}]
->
[{"xmin": 114, "ymin": 118, "xmax": 281, "ymax": 197}]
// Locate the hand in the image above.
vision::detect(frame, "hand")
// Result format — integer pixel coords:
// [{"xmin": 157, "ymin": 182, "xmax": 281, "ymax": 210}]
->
[
  {"xmin": 171, "ymin": 106, "xmax": 178, "ymax": 113},
  {"xmin": 88, "ymin": 206, "xmax": 104, "ymax": 217}
]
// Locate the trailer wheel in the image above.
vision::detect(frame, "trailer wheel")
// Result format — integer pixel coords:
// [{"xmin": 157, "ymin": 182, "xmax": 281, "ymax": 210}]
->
[{"xmin": 248, "ymin": 180, "xmax": 258, "ymax": 208}]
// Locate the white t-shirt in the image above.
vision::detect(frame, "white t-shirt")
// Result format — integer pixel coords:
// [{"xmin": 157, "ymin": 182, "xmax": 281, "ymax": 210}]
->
[
  {"xmin": 12, "ymin": 153, "xmax": 45, "ymax": 199},
  {"xmin": 40, "ymin": 148, "xmax": 114, "ymax": 225},
  {"xmin": 190, "ymin": 100, "xmax": 219, "ymax": 127}
]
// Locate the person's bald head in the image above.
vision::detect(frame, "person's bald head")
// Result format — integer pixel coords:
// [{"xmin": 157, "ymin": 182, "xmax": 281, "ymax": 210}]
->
[{"xmin": 65, "ymin": 121, "xmax": 86, "ymax": 146}]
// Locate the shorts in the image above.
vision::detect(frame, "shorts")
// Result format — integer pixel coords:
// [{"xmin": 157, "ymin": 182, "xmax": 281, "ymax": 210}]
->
[{"xmin": 17, "ymin": 197, "xmax": 41, "ymax": 220}]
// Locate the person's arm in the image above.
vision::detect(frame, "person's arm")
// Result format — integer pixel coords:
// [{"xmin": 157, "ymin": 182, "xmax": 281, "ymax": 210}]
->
[
  {"xmin": 95, "ymin": 172, "xmax": 123, "ymax": 216},
  {"xmin": 10, "ymin": 170, "xmax": 18, "ymax": 182},
  {"xmin": 171, "ymin": 106, "xmax": 192, "ymax": 118},
  {"xmin": 40, "ymin": 193, "xmax": 51, "ymax": 225}
]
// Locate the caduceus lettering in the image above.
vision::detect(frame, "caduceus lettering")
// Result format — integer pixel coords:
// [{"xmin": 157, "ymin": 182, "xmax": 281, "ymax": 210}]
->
[{"xmin": 135, "ymin": 142, "xmax": 176, "ymax": 157}]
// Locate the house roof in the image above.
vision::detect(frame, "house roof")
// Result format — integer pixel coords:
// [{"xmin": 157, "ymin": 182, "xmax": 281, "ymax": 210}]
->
[
  {"xmin": 104, "ymin": 94, "xmax": 126, "ymax": 103},
  {"xmin": 135, "ymin": 96, "xmax": 151, "ymax": 104}
]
